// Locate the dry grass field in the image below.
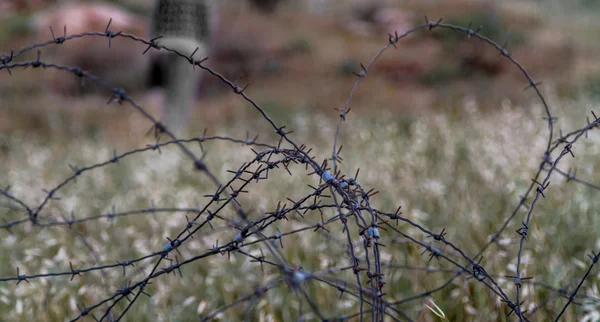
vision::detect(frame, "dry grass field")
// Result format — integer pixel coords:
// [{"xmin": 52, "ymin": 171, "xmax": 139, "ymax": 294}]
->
[{"xmin": 1, "ymin": 0, "xmax": 600, "ymax": 321}]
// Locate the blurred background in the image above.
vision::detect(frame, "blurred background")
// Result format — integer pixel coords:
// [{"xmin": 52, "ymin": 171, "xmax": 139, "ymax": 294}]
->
[
  {"xmin": 1, "ymin": 1, "xmax": 600, "ymax": 321},
  {"xmin": 0, "ymin": 0, "xmax": 597, "ymax": 140}
]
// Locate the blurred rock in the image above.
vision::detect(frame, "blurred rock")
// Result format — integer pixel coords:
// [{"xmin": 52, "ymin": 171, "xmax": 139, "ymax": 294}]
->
[
  {"xmin": 1, "ymin": 0, "xmax": 56, "ymax": 16},
  {"xmin": 30, "ymin": 2, "xmax": 150, "ymax": 95},
  {"xmin": 346, "ymin": 3, "xmax": 414, "ymax": 36}
]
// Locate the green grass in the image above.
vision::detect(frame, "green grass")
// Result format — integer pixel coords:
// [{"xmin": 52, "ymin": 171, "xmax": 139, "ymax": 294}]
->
[
  {"xmin": 1, "ymin": 94, "xmax": 599, "ymax": 321},
  {"xmin": 1, "ymin": 0, "xmax": 600, "ymax": 320}
]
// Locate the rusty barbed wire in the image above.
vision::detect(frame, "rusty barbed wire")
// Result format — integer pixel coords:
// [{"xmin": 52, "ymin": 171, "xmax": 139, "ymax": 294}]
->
[{"xmin": 0, "ymin": 13, "xmax": 599, "ymax": 322}]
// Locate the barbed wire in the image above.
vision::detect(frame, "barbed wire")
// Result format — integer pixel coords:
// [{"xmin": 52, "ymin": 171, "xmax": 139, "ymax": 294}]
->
[{"xmin": 0, "ymin": 12, "xmax": 599, "ymax": 322}]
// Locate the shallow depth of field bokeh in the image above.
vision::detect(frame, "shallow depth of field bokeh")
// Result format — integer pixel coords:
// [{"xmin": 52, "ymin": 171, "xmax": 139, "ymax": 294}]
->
[{"xmin": 1, "ymin": 0, "xmax": 600, "ymax": 321}]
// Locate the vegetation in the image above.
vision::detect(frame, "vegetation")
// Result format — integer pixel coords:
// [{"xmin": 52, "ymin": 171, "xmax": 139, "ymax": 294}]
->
[{"xmin": 0, "ymin": 0, "xmax": 599, "ymax": 321}]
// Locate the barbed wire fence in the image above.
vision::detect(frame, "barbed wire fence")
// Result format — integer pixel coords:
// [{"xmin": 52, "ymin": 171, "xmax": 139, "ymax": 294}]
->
[{"xmin": 0, "ymin": 13, "xmax": 599, "ymax": 322}]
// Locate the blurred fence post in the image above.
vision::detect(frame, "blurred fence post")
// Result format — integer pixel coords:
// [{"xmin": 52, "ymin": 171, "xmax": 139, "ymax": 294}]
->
[{"xmin": 150, "ymin": 0, "xmax": 218, "ymax": 133}]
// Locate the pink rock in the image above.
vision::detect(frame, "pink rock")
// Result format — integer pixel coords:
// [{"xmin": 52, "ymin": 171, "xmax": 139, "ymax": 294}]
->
[{"xmin": 30, "ymin": 2, "xmax": 151, "ymax": 95}]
